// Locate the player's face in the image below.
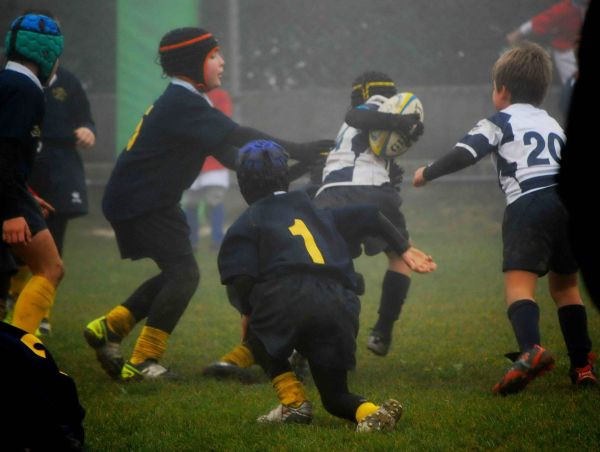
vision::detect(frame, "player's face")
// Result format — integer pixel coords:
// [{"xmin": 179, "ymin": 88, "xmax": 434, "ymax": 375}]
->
[{"xmin": 205, "ymin": 50, "xmax": 225, "ymax": 90}]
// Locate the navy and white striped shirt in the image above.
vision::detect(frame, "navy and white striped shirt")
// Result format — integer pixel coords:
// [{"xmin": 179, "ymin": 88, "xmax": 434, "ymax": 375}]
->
[
  {"xmin": 318, "ymin": 95, "xmax": 391, "ymax": 195},
  {"xmin": 457, "ymin": 103, "xmax": 565, "ymax": 205}
]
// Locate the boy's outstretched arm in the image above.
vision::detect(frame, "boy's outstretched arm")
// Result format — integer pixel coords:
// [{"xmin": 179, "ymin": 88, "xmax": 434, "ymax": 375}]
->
[
  {"xmin": 224, "ymin": 125, "xmax": 334, "ymax": 164},
  {"xmin": 331, "ymin": 205, "xmax": 437, "ymax": 273},
  {"xmin": 413, "ymin": 146, "xmax": 476, "ymax": 187},
  {"xmin": 372, "ymin": 211, "xmax": 436, "ymax": 273}
]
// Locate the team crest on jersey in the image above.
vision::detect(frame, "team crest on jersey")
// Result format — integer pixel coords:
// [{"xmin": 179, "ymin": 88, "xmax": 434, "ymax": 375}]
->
[
  {"xmin": 31, "ymin": 125, "xmax": 41, "ymax": 138},
  {"xmin": 52, "ymin": 86, "xmax": 68, "ymax": 102},
  {"xmin": 71, "ymin": 191, "xmax": 82, "ymax": 204}
]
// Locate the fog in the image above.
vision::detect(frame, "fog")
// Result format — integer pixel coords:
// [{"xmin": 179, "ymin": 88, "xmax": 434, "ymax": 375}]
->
[{"xmin": 1, "ymin": 0, "xmax": 565, "ymax": 188}]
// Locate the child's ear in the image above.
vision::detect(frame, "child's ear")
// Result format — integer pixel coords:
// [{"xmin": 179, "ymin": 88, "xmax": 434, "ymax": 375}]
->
[{"xmin": 497, "ymin": 84, "xmax": 511, "ymax": 103}]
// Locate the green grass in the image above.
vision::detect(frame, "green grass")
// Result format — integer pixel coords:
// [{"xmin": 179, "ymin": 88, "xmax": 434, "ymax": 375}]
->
[{"xmin": 44, "ymin": 184, "xmax": 599, "ymax": 451}]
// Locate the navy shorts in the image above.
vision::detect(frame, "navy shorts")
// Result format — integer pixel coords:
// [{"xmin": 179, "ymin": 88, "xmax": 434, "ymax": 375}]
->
[
  {"xmin": 314, "ymin": 184, "xmax": 408, "ymax": 256},
  {"xmin": 503, "ymin": 188, "xmax": 578, "ymax": 276},
  {"xmin": 110, "ymin": 205, "xmax": 192, "ymax": 261},
  {"xmin": 248, "ymin": 273, "xmax": 360, "ymax": 370}
]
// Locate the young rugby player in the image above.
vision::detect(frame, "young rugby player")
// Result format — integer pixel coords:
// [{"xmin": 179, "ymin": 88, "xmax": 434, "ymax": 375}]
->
[
  {"xmin": 1, "ymin": 13, "xmax": 65, "ymax": 335},
  {"xmin": 313, "ymin": 71, "xmax": 425, "ymax": 357},
  {"xmin": 202, "ymin": 73, "xmax": 428, "ymax": 379},
  {"xmin": 6, "ymin": 9, "xmax": 97, "ymax": 337},
  {"xmin": 83, "ymin": 27, "xmax": 332, "ymax": 381},
  {"xmin": 218, "ymin": 140, "xmax": 435, "ymax": 431},
  {"xmin": 413, "ymin": 42, "xmax": 597, "ymax": 394}
]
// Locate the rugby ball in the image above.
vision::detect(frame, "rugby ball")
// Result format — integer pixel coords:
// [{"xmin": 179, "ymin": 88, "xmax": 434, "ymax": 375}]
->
[{"xmin": 369, "ymin": 92, "xmax": 424, "ymax": 159}]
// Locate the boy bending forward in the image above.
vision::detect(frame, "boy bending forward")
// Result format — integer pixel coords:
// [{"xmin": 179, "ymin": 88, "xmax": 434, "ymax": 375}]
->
[{"xmin": 219, "ymin": 140, "xmax": 435, "ymax": 431}]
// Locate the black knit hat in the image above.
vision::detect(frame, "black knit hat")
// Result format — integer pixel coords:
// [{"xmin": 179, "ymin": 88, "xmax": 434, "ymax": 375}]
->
[
  {"xmin": 158, "ymin": 27, "xmax": 218, "ymax": 90},
  {"xmin": 351, "ymin": 71, "xmax": 397, "ymax": 107}
]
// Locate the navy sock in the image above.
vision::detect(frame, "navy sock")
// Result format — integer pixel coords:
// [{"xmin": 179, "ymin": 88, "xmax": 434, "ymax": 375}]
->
[
  {"xmin": 373, "ymin": 271, "xmax": 410, "ymax": 338},
  {"xmin": 558, "ymin": 304, "xmax": 592, "ymax": 368},
  {"xmin": 507, "ymin": 299, "xmax": 540, "ymax": 352}
]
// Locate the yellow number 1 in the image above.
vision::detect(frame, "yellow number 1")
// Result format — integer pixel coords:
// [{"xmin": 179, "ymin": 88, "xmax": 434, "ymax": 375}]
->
[{"xmin": 289, "ymin": 219, "xmax": 325, "ymax": 264}]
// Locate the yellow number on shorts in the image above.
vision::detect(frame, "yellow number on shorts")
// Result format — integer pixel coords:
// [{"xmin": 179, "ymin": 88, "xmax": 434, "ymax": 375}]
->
[
  {"xmin": 126, "ymin": 105, "xmax": 154, "ymax": 151},
  {"xmin": 289, "ymin": 219, "xmax": 325, "ymax": 264}
]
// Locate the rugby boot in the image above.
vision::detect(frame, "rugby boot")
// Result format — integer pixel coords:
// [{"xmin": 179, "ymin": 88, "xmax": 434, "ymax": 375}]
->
[
  {"xmin": 202, "ymin": 360, "xmax": 260, "ymax": 384},
  {"xmin": 84, "ymin": 316, "xmax": 124, "ymax": 379},
  {"xmin": 356, "ymin": 399, "xmax": 403, "ymax": 432},
  {"xmin": 570, "ymin": 352, "xmax": 598, "ymax": 387},
  {"xmin": 493, "ymin": 344, "xmax": 555, "ymax": 396},
  {"xmin": 367, "ymin": 329, "xmax": 391, "ymax": 356},
  {"xmin": 257, "ymin": 400, "xmax": 313, "ymax": 424},
  {"xmin": 120, "ymin": 359, "xmax": 178, "ymax": 381}
]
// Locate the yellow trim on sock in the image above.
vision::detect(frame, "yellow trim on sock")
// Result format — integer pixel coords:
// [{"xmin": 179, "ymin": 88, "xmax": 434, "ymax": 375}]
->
[
  {"xmin": 356, "ymin": 402, "xmax": 379, "ymax": 423},
  {"xmin": 130, "ymin": 326, "xmax": 169, "ymax": 365},
  {"xmin": 220, "ymin": 344, "xmax": 254, "ymax": 368},
  {"xmin": 11, "ymin": 275, "xmax": 55, "ymax": 334},
  {"xmin": 9, "ymin": 265, "xmax": 31, "ymax": 299},
  {"xmin": 272, "ymin": 371, "xmax": 307, "ymax": 407},
  {"xmin": 106, "ymin": 305, "xmax": 136, "ymax": 338}
]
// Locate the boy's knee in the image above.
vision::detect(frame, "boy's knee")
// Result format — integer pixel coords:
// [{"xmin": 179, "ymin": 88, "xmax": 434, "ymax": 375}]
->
[
  {"xmin": 162, "ymin": 257, "xmax": 200, "ymax": 294},
  {"xmin": 179, "ymin": 262, "xmax": 200, "ymax": 293},
  {"xmin": 41, "ymin": 259, "xmax": 64, "ymax": 286}
]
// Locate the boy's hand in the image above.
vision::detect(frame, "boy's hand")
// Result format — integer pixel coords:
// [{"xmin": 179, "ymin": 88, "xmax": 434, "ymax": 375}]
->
[
  {"xmin": 401, "ymin": 246, "xmax": 437, "ymax": 273},
  {"xmin": 75, "ymin": 127, "xmax": 96, "ymax": 149},
  {"xmin": 2, "ymin": 217, "xmax": 32, "ymax": 245},
  {"xmin": 413, "ymin": 166, "xmax": 428, "ymax": 187},
  {"xmin": 394, "ymin": 113, "xmax": 424, "ymax": 143}
]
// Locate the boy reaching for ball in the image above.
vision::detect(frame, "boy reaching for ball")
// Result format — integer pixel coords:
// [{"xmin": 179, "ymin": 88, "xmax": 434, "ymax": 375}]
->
[
  {"xmin": 313, "ymin": 71, "xmax": 426, "ymax": 357},
  {"xmin": 413, "ymin": 42, "xmax": 597, "ymax": 394},
  {"xmin": 83, "ymin": 26, "xmax": 332, "ymax": 382}
]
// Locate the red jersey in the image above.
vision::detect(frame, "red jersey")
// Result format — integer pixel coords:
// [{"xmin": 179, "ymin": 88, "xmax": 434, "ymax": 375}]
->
[{"xmin": 531, "ymin": 0, "xmax": 584, "ymax": 50}]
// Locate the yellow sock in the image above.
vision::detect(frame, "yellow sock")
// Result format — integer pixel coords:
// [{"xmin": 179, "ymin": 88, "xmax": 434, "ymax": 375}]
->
[
  {"xmin": 9, "ymin": 265, "xmax": 31, "ymax": 299},
  {"xmin": 11, "ymin": 275, "xmax": 56, "ymax": 334},
  {"xmin": 106, "ymin": 305, "xmax": 136, "ymax": 338},
  {"xmin": 355, "ymin": 402, "xmax": 379, "ymax": 423},
  {"xmin": 272, "ymin": 371, "xmax": 307, "ymax": 407},
  {"xmin": 220, "ymin": 344, "xmax": 254, "ymax": 368},
  {"xmin": 130, "ymin": 326, "xmax": 169, "ymax": 365}
]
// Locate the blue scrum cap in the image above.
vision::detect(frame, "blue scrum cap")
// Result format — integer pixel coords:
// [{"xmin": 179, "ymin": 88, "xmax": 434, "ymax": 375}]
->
[{"xmin": 5, "ymin": 14, "xmax": 63, "ymax": 84}]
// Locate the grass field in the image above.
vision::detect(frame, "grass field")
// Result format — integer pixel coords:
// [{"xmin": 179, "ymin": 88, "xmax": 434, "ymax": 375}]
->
[{"xmin": 42, "ymin": 183, "xmax": 599, "ymax": 451}]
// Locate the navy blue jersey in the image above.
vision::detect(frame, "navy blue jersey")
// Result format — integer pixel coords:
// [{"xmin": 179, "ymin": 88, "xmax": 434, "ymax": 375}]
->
[
  {"xmin": 0, "ymin": 322, "xmax": 85, "ymax": 449},
  {"xmin": 102, "ymin": 83, "xmax": 237, "ymax": 221},
  {"xmin": 29, "ymin": 67, "xmax": 95, "ymax": 215},
  {"xmin": 218, "ymin": 190, "xmax": 381, "ymax": 290},
  {"xmin": 42, "ymin": 67, "xmax": 96, "ymax": 144},
  {"xmin": 0, "ymin": 67, "xmax": 45, "ymax": 220}
]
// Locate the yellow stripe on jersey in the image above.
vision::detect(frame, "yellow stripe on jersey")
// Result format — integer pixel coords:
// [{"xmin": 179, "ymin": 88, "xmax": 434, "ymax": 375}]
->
[{"xmin": 126, "ymin": 105, "xmax": 154, "ymax": 151}]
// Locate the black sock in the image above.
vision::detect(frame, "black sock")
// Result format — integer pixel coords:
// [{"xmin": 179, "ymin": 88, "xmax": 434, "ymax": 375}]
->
[
  {"xmin": 373, "ymin": 271, "xmax": 411, "ymax": 339},
  {"xmin": 507, "ymin": 299, "xmax": 540, "ymax": 352},
  {"xmin": 558, "ymin": 304, "xmax": 592, "ymax": 368}
]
